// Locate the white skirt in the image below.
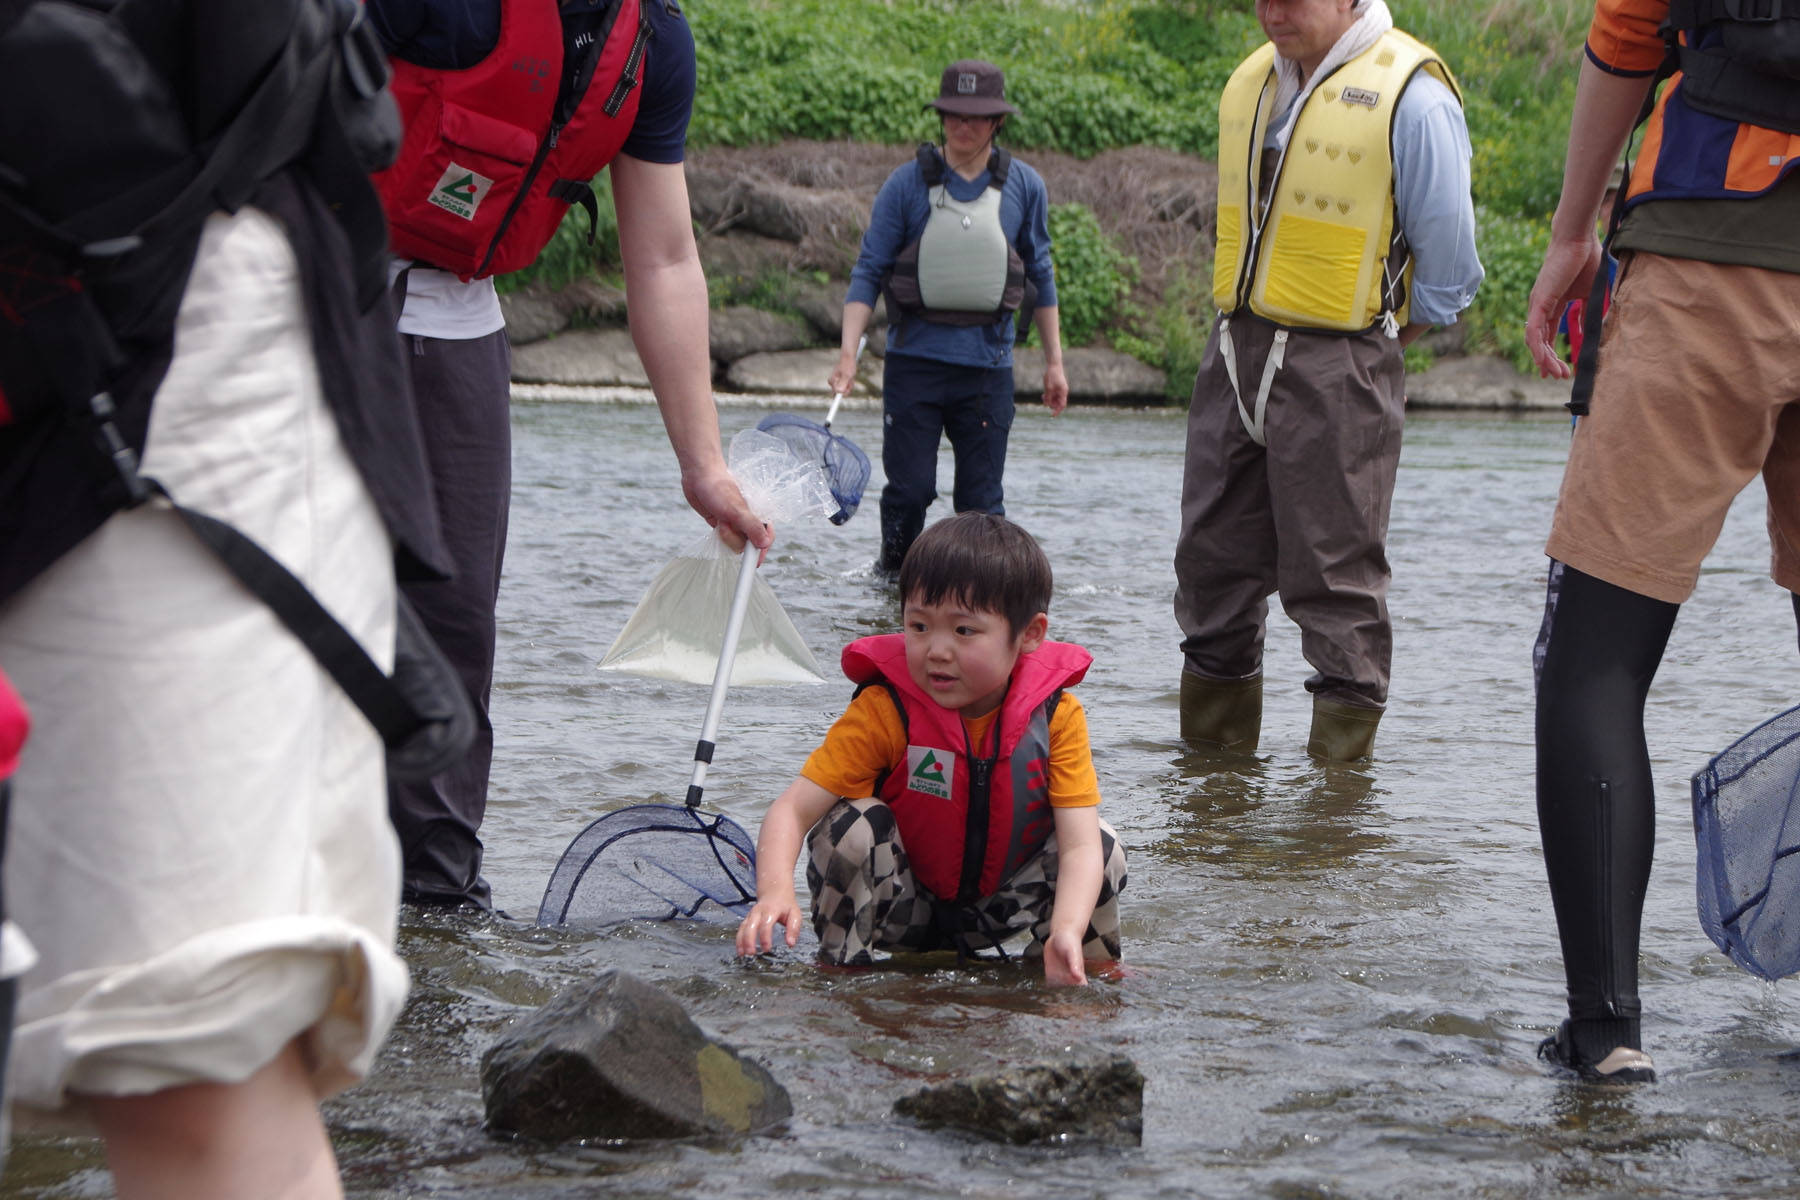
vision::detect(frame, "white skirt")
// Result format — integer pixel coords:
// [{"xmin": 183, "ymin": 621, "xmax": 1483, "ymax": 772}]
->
[{"xmin": 0, "ymin": 206, "xmax": 409, "ymax": 1116}]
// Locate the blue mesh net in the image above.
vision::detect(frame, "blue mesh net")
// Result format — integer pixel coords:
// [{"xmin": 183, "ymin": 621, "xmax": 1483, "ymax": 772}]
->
[
  {"xmin": 1693, "ymin": 704, "xmax": 1800, "ymax": 981},
  {"xmin": 754, "ymin": 413, "xmax": 871, "ymax": 526},
  {"xmin": 536, "ymin": 804, "xmax": 757, "ymax": 926}
]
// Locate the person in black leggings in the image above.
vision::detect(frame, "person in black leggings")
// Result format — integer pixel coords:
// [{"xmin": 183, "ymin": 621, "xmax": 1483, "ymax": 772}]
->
[
  {"xmin": 1533, "ymin": 563, "xmax": 1675, "ymax": 1081},
  {"xmin": 1522, "ymin": 0, "xmax": 1800, "ymax": 1081}
]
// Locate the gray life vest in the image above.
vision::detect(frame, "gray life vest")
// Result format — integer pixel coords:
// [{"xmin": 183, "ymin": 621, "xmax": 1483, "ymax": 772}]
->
[{"xmin": 882, "ymin": 144, "xmax": 1035, "ymax": 338}]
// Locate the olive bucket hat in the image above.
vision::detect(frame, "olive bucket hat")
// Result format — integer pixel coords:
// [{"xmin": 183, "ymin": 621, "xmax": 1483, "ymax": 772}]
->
[{"xmin": 925, "ymin": 59, "xmax": 1017, "ymax": 116}]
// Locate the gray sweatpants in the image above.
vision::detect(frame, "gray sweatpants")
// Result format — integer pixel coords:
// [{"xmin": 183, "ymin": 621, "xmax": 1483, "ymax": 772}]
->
[
  {"xmin": 806, "ymin": 798, "xmax": 1127, "ymax": 966},
  {"xmin": 1173, "ymin": 313, "xmax": 1405, "ymax": 707}
]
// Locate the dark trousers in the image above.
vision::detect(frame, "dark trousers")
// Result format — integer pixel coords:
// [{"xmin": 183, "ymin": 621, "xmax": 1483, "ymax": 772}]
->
[
  {"xmin": 1173, "ymin": 316, "xmax": 1405, "ymax": 707},
  {"xmin": 878, "ymin": 353, "xmax": 1015, "ymax": 570},
  {"xmin": 387, "ymin": 329, "xmax": 512, "ymax": 907}
]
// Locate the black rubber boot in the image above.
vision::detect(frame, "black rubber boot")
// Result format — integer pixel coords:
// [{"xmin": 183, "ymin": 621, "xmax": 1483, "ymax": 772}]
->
[
  {"xmin": 1179, "ymin": 672, "xmax": 1262, "ymax": 749},
  {"xmin": 1306, "ymin": 695, "xmax": 1382, "ymax": 762}
]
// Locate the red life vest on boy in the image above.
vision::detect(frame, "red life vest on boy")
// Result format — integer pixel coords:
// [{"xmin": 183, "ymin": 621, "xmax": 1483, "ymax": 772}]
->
[
  {"xmin": 371, "ymin": 0, "xmax": 649, "ymax": 280},
  {"xmin": 842, "ymin": 633, "xmax": 1091, "ymax": 902}
]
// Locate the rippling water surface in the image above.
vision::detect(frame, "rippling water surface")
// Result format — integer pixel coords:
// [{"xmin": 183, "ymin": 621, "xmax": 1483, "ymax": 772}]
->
[{"xmin": 8, "ymin": 396, "xmax": 1798, "ymax": 1198}]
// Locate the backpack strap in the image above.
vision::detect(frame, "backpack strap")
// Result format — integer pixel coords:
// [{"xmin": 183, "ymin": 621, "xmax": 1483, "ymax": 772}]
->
[
  {"xmin": 83, "ymin": 390, "xmax": 472, "ymax": 781},
  {"xmin": 163, "ymin": 485, "xmax": 473, "ymax": 780},
  {"xmin": 987, "ymin": 146, "xmax": 1011, "ymax": 190},
  {"xmin": 915, "ymin": 142, "xmax": 943, "ymax": 186}
]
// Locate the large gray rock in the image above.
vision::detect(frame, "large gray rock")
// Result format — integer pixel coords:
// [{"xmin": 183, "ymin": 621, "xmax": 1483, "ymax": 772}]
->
[
  {"xmin": 1405, "ymin": 354, "xmax": 1568, "ymax": 411},
  {"xmin": 696, "ymin": 231, "xmax": 799, "ymax": 284},
  {"xmin": 498, "ymin": 286, "xmax": 570, "ymax": 346},
  {"xmin": 687, "ymin": 167, "xmax": 865, "ymax": 247},
  {"xmin": 709, "ymin": 306, "xmax": 820, "ymax": 364},
  {"xmin": 790, "ymin": 284, "xmax": 892, "ymax": 351},
  {"xmin": 893, "ymin": 1054, "xmax": 1143, "ymax": 1147},
  {"xmin": 1014, "ymin": 345, "xmax": 1169, "ymax": 405},
  {"xmin": 509, "ymin": 328, "xmax": 647, "ymax": 387},
  {"xmin": 557, "ymin": 279, "xmax": 628, "ymax": 326},
  {"xmin": 481, "ymin": 970, "xmax": 792, "ymax": 1142}
]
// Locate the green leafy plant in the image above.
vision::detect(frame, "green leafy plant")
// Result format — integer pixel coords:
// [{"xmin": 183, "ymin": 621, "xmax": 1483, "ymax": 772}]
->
[
  {"xmin": 503, "ymin": 0, "xmax": 1596, "ymax": 384},
  {"xmin": 1460, "ymin": 206, "xmax": 1552, "ymax": 373},
  {"xmin": 1043, "ymin": 202, "xmax": 1137, "ymax": 348}
]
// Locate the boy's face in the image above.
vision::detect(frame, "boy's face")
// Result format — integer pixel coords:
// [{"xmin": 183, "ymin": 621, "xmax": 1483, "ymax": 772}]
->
[{"xmin": 902, "ymin": 595, "xmax": 1047, "ymax": 720}]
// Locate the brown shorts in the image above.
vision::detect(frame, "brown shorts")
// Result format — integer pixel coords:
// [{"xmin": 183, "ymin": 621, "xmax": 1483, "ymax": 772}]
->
[{"xmin": 1547, "ymin": 251, "xmax": 1800, "ymax": 603}]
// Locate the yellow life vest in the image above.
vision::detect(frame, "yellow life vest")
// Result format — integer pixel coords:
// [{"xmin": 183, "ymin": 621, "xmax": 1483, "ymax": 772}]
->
[{"xmin": 1212, "ymin": 31, "xmax": 1461, "ymax": 332}]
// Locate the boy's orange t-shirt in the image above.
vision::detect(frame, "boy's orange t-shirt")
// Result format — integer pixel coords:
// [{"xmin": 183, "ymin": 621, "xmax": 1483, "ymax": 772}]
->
[{"xmin": 800, "ymin": 684, "xmax": 1101, "ymax": 808}]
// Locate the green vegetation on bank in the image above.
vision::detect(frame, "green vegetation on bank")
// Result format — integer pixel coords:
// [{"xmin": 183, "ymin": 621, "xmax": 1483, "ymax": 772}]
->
[{"xmin": 512, "ymin": 0, "xmax": 1591, "ymax": 384}]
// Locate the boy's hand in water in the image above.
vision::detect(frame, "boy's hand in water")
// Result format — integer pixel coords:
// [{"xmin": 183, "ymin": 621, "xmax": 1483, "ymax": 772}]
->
[
  {"xmin": 1042, "ymin": 930, "xmax": 1088, "ymax": 986},
  {"xmin": 736, "ymin": 892, "xmax": 802, "ymax": 956},
  {"xmin": 737, "ymin": 777, "xmax": 840, "ymax": 957}
]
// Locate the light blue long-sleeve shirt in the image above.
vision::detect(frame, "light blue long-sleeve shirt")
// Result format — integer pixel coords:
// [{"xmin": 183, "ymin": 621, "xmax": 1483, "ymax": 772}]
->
[
  {"xmin": 845, "ymin": 149, "xmax": 1060, "ymax": 368},
  {"xmin": 1267, "ymin": 74, "xmax": 1483, "ymax": 326}
]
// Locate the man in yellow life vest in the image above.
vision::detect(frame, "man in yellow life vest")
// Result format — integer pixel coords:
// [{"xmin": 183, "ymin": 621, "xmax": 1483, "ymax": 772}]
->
[{"xmin": 1174, "ymin": 0, "xmax": 1482, "ymax": 761}]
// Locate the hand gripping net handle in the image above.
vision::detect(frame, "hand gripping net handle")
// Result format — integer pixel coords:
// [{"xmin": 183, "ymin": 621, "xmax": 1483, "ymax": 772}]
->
[{"xmin": 823, "ymin": 333, "xmax": 868, "ymax": 429}]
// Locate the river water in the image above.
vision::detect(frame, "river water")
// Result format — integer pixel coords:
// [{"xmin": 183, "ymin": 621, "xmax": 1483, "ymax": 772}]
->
[{"xmin": 6, "ymin": 396, "xmax": 1798, "ymax": 1198}]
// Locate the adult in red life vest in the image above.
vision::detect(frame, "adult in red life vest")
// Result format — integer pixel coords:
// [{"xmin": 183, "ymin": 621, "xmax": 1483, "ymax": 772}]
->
[
  {"xmin": 734, "ymin": 513, "xmax": 1127, "ymax": 986},
  {"xmin": 366, "ymin": 0, "xmax": 770, "ymax": 910}
]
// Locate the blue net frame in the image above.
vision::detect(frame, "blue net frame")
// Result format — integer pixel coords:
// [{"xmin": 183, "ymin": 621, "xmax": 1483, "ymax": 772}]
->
[
  {"xmin": 754, "ymin": 413, "xmax": 871, "ymax": 526},
  {"xmin": 1693, "ymin": 703, "xmax": 1800, "ymax": 981}
]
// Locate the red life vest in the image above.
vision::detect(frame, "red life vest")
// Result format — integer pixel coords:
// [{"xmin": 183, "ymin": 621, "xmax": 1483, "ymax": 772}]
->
[
  {"xmin": 371, "ymin": 0, "xmax": 649, "ymax": 280},
  {"xmin": 842, "ymin": 633, "xmax": 1092, "ymax": 902}
]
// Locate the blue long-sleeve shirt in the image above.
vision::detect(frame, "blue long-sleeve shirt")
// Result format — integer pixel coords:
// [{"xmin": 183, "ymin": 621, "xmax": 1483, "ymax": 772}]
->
[{"xmin": 845, "ymin": 149, "xmax": 1060, "ymax": 369}]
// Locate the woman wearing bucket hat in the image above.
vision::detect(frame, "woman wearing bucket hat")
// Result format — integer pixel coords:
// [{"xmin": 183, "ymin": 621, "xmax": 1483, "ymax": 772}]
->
[{"xmin": 830, "ymin": 59, "xmax": 1067, "ymax": 575}]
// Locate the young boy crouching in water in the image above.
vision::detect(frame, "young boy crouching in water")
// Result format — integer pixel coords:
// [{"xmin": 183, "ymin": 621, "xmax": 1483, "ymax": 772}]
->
[{"xmin": 735, "ymin": 512, "xmax": 1126, "ymax": 984}]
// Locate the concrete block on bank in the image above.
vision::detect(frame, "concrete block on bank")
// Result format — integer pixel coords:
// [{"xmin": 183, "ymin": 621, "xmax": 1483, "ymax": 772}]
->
[
  {"xmin": 725, "ymin": 348, "xmax": 873, "ymax": 397},
  {"xmin": 709, "ymin": 306, "xmax": 821, "ymax": 364},
  {"xmin": 509, "ymin": 328, "xmax": 648, "ymax": 388},
  {"xmin": 1014, "ymin": 345, "xmax": 1168, "ymax": 405},
  {"xmin": 498, "ymin": 287, "xmax": 570, "ymax": 347},
  {"xmin": 1404, "ymin": 354, "xmax": 1568, "ymax": 412}
]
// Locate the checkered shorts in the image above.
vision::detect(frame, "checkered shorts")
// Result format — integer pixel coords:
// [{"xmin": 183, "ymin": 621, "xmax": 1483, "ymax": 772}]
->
[{"xmin": 804, "ymin": 798, "xmax": 1126, "ymax": 966}]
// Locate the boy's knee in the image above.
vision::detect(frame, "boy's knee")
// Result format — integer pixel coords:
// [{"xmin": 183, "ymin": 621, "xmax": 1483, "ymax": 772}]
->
[
  {"xmin": 807, "ymin": 798, "xmax": 902, "ymax": 891},
  {"xmin": 1097, "ymin": 821, "xmax": 1129, "ymax": 900}
]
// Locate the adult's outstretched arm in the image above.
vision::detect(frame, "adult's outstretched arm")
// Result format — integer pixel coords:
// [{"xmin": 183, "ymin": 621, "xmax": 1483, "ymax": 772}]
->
[{"xmin": 612, "ymin": 153, "xmax": 771, "ymax": 551}]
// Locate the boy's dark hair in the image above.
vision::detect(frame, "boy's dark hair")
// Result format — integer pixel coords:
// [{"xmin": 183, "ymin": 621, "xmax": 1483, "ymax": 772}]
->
[{"xmin": 898, "ymin": 512, "xmax": 1051, "ymax": 637}]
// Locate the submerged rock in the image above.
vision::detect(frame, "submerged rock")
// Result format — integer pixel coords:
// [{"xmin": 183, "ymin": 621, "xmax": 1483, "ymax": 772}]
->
[
  {"xmin": 480, "ymin": 969, "xmax": 792, "ymax": 1143},
  {"xmin": 893, "ymin": 1053, "xmax": 1144, "ymax": 1146}
]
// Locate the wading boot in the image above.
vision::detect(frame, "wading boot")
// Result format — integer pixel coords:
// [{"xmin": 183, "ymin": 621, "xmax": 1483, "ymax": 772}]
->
[
  {"xmin": 1179, "ymin": 672, "xmax": 1262, "ymax": 750},
  {"xmin": 1306, "ymin": 695, "xmax": 1382, "ymax": 763}
]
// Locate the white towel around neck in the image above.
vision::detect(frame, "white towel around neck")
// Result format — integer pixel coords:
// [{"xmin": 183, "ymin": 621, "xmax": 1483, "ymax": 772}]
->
[{"xmin": 1269, "ymin": 0, "xmax": 1393, "ymax": 152}]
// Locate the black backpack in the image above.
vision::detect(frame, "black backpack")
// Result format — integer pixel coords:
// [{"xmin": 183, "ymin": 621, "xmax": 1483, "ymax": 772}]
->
[
  {"xmin": 1663, "ymin": 0, "xmax": 1800, "ymax": 135},
  {"xmin": 0, "ymin": 0, "xmax": 473, "ymax": 779}
]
